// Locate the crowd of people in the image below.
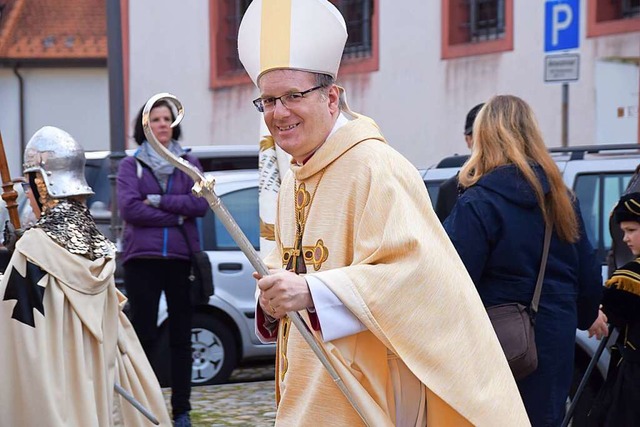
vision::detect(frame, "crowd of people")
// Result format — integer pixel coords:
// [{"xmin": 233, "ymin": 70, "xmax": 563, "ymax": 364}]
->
[{"xmin": 0, "ymin": 0, "xmax": 637, "ymax": 426}]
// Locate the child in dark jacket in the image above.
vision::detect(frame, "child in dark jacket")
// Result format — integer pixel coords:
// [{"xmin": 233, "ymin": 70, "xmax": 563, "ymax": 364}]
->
[{"xmin": 589, "ymin": 192, "xmax": 640, "ymax": 426}]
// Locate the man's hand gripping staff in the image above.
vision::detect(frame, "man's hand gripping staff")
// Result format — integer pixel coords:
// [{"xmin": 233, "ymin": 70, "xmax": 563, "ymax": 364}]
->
[{"xmin": 142, "ymin": 93, "xmax": 371, "ymax": 427}]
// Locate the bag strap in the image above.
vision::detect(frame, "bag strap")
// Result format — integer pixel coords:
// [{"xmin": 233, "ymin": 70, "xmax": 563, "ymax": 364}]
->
[
  {"xmin": 530, "ymin": 222, "xmax": 552, "ymax": 316},
  {"xmin": 176, "ymin": 224, "xmax": 196, "ymax": 256}
]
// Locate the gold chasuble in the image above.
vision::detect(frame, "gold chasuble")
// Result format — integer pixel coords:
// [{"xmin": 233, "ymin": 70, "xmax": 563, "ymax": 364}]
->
[{"xmin": 261, "ymin": 114, "xmax": 530, "ymax": 426}]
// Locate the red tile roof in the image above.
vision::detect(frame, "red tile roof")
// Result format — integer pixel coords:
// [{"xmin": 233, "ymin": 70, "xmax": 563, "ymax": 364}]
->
[{"xmin": 0, "ymin": 0, "xmax": 106, "ymax": 60}]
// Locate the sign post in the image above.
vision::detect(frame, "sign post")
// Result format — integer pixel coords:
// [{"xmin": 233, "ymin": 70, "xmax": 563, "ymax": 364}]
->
[{"xmin": 545, "ymin": 0, "xmax": 580, "ymax": 147}]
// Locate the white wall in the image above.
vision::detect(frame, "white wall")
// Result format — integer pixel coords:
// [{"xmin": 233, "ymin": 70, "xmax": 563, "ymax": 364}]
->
[
  {"xmin": 128, "ymin": 0, "xmax": 640, "ymax": 169},
  {"xmin": 0, "ymin": 67, "xmax": 108, "ymax": 173},
  {"xmin": 128, "ymin": 0, "xmax": 217, "ymax": 148},
  {"xmin": 23, "ymin": 68, "xmax": 109, "ymax": 151},
  {"xmin": 0, "ymin": 68, "xmax": 22, "ymax": 176},
  {"xmin": 595, "ymin": 60, "xmax": 639, "ymax": 144}
]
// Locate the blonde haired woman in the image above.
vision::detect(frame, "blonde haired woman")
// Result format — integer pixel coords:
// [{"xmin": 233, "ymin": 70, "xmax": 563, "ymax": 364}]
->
[{"xmin": 443, "ymin": 95, "xmax": 605, "ymax": 426}]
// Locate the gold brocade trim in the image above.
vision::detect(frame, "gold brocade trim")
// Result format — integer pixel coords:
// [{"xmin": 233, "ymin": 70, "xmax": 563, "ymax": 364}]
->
[
  {"xmin": 606, "ymin": 275, "xmax": 640, "ymax": 297},
  {"xmin": 259, "ymin": 135, "xmax": 276, "ymax": 151},
  {"xmin": 260, "ymin": 219, "xmax": 275, "ymax": 241},
  {"xmin": 278, "ymin": 317, "xmax": 292, "ymax": 383},
  {"xmin": 277, "ymin": 169, "xmax": 328, "ymax": 384},
  {"xmin": 624, "ymin": 199, "xmax": 640, "ymax": 216},
  {"xmin": 282, "ymin": 239, "xmax": 329, "ymax": 271}
]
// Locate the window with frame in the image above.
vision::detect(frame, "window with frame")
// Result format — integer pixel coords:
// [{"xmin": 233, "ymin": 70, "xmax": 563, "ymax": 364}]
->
[
  {"xmin": 200, "ymin": 187, "xmax": 260, "ymax": 251},
  {"xmin": 587, "ymin": 0, "xmax": 640, "ymax": 37},
  {"xmin": 209, "ymin": 0, "xmax": 252, "ymax": 88},
  {"xmin": 468, "ymin": 0, "xmax": 506, "ymax": 41},
  {"xmin": 331, "ymin": 0, "xmax": 374, "ymax": 60},
  {"xmin": 441, "ymin": 0, "xmax": 513, "ymax": 59},
  {"xmin": 622, "ymin": 0, "xmax": 640, "ymax": 18},
  {"xmin": 209, "ymin": 0, "xmax": 378, "ymax": 88}
]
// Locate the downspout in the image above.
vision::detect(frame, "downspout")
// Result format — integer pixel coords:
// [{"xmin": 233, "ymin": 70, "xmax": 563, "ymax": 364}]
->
[
  {"xmin": 107, "ymin": 0, "xmax": 126, "ymax": 244},
  {"xmin": 12, "ymin": 64, "xmax": 25, "ymax": 158}
]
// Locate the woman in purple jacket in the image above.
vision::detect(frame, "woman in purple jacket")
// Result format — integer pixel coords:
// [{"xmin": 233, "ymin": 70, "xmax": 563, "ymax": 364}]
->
[{"xmin": 117, "ymin": 100, "xmax": 208, "ymax": 427}]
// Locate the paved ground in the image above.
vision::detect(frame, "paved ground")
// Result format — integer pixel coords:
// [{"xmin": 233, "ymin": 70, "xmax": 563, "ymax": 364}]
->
[{"xmin": 163, "ymin": 364, "xmax": 276, "ymax": 426}]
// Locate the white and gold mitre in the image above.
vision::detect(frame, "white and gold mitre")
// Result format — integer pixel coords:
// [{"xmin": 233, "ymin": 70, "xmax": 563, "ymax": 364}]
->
[{"xmin": 238, "ymin": 0, "xmax": 348, "ymax": 86}]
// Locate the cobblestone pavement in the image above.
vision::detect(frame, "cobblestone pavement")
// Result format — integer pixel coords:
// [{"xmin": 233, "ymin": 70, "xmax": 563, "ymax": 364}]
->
[{"xmin": 163, "ymin": 364, "xmax": 276, "ymax": 426}]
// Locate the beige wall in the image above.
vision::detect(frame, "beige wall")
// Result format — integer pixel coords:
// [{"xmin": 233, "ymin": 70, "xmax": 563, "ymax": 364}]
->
[{"xmin": 0, "ymin": 67, "xmax": 108, "ymax": 173}]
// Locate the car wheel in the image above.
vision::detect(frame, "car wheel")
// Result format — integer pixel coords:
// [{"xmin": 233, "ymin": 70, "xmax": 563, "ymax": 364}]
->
[{"xmin": 191, "ymin": 313, "xmax": 238, "ymax": 386}]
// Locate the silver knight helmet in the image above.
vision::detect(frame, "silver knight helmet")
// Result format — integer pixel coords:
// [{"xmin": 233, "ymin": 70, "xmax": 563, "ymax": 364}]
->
[{"xmin": 23, "ymin": 126, "xmax": 94, "ymax": 199}]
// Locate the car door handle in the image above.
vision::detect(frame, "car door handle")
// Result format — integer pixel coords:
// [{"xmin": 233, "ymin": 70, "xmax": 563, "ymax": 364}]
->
[{"xmin": 219, "ymin": 263, "xmax": 242, "ymax": 272}]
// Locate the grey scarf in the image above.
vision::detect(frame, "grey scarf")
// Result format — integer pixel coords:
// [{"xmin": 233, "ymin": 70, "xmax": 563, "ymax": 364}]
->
[{"xmin": 140, "ymin": 140, "xmax": 184, "ymax": 191}]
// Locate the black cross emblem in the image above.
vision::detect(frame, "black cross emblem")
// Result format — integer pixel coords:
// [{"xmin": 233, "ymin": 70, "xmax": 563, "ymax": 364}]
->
[{"xmin": 3, "ymin": 261, "xmax": 46, "ymax": 327}]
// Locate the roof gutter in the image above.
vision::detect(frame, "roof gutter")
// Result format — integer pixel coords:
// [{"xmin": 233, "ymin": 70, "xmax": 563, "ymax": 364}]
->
[{"xmin": 0, "ymin": 58, "xmax": 106, "ymax": 68}]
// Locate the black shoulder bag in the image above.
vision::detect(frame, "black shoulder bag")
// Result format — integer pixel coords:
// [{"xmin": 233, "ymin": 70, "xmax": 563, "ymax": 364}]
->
[
  {"xmin": 486, "ymin": 222, "xmax": 552, "ymax": 380},
  {"xmin": 177, "ymin": 224, "xmax": 214, "ymax": 305}
]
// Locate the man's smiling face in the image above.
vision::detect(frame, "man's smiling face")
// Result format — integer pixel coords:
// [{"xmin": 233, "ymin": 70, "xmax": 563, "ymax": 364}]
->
[{"xmin": 258, "ymin": 69, "xmax": 339, "ymax": 163}]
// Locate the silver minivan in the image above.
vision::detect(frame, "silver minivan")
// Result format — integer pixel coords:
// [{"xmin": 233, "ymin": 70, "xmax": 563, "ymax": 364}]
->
[{"xmin": 154, "ymin": 170, "xmax": 275, "ymax": 386}]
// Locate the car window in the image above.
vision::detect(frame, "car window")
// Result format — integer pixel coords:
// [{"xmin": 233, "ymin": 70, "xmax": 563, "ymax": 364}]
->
[
  {"xmin": 82, "ymin": 152, "xmax": 258, "ymax": 210},
  {"xmin": 84, "ymin": 158, "xmax": 112, "ymax": 208},
  {"xmin": 574, "ymin": 173, "xmax": 631, "ymax": 262},
  {"xmin": 201, "ymin": 187, "xmax": 259, "ymax": 251},
  {"xmin": 198, "ymin": 156, "xmax": 258, "ymax": 172}
]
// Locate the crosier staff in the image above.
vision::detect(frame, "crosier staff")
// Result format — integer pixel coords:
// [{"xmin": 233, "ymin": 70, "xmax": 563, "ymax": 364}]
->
[
  {"xmin": 142, "ymin": 93, "xmax": 371, "ymax": 427},
  {"xmin": 0, "ymin": 131, "xmax": 21, "ymax": 232}
]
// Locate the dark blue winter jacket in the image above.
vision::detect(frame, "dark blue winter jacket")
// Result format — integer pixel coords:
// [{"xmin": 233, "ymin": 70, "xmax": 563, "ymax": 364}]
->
[{"xmin": 444, "ymin": 164, "xmax": 602, "ymax": 427}]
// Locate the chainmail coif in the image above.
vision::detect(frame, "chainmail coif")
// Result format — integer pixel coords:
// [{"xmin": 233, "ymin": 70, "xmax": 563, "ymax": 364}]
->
[{"xmin": 34, "ymin": 199, "xmax": 116, "ymax": 260}]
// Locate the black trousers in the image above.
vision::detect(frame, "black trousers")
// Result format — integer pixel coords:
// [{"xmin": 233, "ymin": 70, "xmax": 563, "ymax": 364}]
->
[{"xmin": 124, "ymin": 258, "xmax": 192, "ymax": 418}]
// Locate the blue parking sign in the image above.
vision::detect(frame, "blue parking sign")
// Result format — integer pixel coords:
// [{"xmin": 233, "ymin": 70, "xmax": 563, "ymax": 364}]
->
[{"xmin": 545, "ymin": 0, "xmax": 579, "ymax": 52}]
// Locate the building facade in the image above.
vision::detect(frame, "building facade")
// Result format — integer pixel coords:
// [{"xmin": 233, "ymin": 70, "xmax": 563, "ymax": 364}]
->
[
  {"xmin": 127, "ymin": 0, "xmax": 639, "ymax": 169},
  {"xmin": 1, "ymin": 1, "xmax": 638, "ymax": 173},
  {"xmin": 0, "ymin": 0, "xmax": 108, "ymax": 173}
]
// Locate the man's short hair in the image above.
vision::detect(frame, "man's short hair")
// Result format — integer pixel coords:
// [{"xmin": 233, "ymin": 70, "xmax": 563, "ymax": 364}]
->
[
  {"xmin": 464, "ymin": 103, "xmax": 485, "ymax": 136},
  {"xmin": 315, "ymin": 73, "xmax": 335, "ymax": 88}
]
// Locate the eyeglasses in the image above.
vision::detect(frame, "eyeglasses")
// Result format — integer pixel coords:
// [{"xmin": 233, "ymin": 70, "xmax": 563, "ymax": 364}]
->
[{"xmin": 252, "ymin": 85, "xmax": 324, "ymax": 113}]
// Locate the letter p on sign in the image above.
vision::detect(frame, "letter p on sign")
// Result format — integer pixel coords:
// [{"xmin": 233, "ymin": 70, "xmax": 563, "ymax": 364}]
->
[{"xmin": 544, "ymin": 0, "xmax": 579, "ymax": 52}]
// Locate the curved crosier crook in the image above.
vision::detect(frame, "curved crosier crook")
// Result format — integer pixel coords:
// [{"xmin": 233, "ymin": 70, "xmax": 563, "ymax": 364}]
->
[
  {"xmin": 142, "ymin": 93, "xmax": 267, "ymax": 278},
  {"xmin": 142, "ymin": 94, "xmax": 197, "ymax": 181},
  {"xmin": 141, "ymin": 94, "xmax": 371, "ymax": 426}
]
